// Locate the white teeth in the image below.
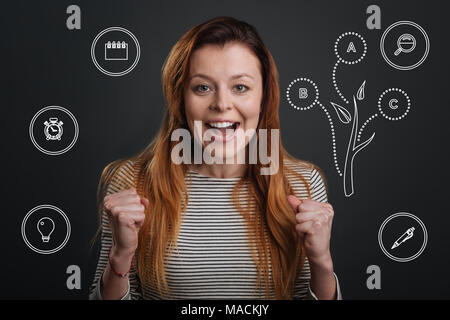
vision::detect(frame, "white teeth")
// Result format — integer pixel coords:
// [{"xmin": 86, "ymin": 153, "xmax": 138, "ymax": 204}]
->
[{"xmin": 208, "ymin": 121, "xmax": 235, "ymax": 128}]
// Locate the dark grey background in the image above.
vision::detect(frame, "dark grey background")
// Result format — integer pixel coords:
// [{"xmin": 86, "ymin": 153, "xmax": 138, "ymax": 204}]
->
[{"xmin": 3, "ymin": 0, "xmax": 449, "ymax": 299}]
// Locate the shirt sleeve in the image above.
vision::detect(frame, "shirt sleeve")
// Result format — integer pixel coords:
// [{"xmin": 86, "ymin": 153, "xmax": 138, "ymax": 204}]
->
[
  {"xmin": 88, "ymin": 161, "xmax": 142, "ymax": 300},
  {"xmin": 292, "ymin": 167, "xmax": 343, "ymax": 300},
  {"xmin": 89, "ymin": 274, "xmax": 131, "ymax": 300},
  {"xmin": 306, "ymin": 272, "xmax": 343, "ymax": 300}
]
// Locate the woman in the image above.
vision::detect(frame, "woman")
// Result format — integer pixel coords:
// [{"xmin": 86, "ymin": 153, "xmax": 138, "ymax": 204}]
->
[{"xmin": 89, "ymin": 16, "xmax": 342, "ymax": 300}]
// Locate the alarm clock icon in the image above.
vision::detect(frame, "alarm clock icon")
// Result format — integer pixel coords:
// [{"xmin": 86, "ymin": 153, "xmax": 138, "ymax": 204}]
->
[{"xmin": 44, "ymin": 117, "xmax": 64, "ymax": 140}]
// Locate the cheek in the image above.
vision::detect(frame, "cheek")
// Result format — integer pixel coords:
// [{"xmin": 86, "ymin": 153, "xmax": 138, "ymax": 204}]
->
[
  {"xmin": 184, "ymin": 94, "xmax": 211, "ymax": 140},
  {"xmin": 184, "ymin": 94, "xmax": 207, "ymax": 122},
  {"xmin": 239, "ymin": 97, "xmax": 261, "ymax": 128},
  {"xmin": 184, "ymin": 94, "xmax": 209, "ymax": 119}
]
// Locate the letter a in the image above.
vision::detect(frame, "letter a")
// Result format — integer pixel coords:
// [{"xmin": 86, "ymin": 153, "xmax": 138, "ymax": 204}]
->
[
  {"xmin": 66, "ymin": 5, "xmax": 81, "ymax": 30},
  {"xmin": 366, "ymin": 265, "xmax": 381, "ymax": 290},
  {"xmin": 366, "ymin": 5, "xmax": 381, "ymax": 30},
  {"xmin": 66, "ymin": 265, "xmax": 81, "ymax": 290},
  {"xmin": 347, "ymin": 42, "xmax": 356, "ymax": 53}
]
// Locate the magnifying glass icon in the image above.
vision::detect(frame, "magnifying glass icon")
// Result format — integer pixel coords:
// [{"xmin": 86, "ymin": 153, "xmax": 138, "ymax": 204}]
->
[{"xmin": 394, "ymin": 33, "xmax": 416, "ymax": 56}]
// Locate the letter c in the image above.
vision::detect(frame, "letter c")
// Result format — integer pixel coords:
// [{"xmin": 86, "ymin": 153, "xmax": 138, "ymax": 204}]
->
[{"xmin": 388, "ymin": 98, "xmax": 398, "ymax": 110}]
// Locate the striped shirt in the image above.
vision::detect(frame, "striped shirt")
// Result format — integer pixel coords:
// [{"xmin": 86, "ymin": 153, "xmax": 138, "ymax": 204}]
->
[{"xmin": 89, "ymin": 158, "xmax": 342, "ymax": 300}]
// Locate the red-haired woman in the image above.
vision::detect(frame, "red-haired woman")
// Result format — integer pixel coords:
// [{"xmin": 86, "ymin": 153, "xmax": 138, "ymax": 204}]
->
[{"xmin": 90, "ymin": 16, "xmax": 342, "ymax": 300}]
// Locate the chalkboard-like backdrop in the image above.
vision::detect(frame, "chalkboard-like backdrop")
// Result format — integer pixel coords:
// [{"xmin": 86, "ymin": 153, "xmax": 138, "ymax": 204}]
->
[{"xmin": 3, "ymin": 0, "xmax": 449, "ymax": 299}]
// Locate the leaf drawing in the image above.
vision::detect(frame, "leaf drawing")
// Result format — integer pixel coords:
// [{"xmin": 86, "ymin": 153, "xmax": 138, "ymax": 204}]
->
[
  {"xmin": 357, "ymin": 80, "xmax": 366, "ymax": 101},
  {"xmin": 330, "ymin": 101, "xmax": 351, "ymax": 124}
]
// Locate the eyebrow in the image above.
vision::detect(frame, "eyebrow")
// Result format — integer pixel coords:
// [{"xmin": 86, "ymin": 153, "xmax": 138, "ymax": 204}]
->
[{"xmin": 189, "ymin": 73, "xmax": 255, "ymax": 81}]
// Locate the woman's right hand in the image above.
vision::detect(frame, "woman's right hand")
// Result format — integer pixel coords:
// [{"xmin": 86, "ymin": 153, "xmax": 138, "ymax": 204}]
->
[{"xmin": 103, "ymin": 188, "xmax": 149, "ymax": 260}]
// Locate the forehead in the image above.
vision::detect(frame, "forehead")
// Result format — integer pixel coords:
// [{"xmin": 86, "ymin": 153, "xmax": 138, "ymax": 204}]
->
[{"xmin": 189, "ymin": 42, "xmax": 261, "ymax": 79}]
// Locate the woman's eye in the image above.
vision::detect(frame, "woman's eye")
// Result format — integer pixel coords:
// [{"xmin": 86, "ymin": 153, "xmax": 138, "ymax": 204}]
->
[
  {"xmin": 234, "ymin": 84, "xmax": 249, "ymax": 93},
  {"xmin": 194, "ymin": 85, "xmax": 210, "ymax": 93}
]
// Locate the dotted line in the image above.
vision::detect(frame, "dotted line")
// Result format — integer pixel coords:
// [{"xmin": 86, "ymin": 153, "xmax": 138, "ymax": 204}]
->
[
  {"xmin": 286, "ymin": 77, "xmax": 319, "ymax": 110},
  {"xmin": 318, "ymin": 102, "xmax": 342, "ymax": 176},
  {"xmin": 334, "ymin": 31, "xmax": 368, "ymax": 65},
  {"xmin": 357, "ymin": 113, "xmax": 378, "ymax": 142},
  {"xmin": 332, "ymin": 59, "xmax": 349, "ymax": 104},
  {"xmin": 378, "ymin": 88, "xmax": 411, "ymax": 121}
]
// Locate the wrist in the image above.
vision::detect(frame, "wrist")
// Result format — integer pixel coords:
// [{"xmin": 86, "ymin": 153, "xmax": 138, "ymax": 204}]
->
[
  {"xmin": 308, "ymin": 254, "xmax": 337, "ymax": 300},
  {"xmin": 308, "ymin": 252, "xmax": 334, "ymax": 275},
  {"xmin": 109, "ymin": 246, "xmax": 134, "ymax": 276}
]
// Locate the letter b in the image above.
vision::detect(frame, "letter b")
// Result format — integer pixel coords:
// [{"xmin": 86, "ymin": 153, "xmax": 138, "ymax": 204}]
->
[{"xmin": 299, "ymin": 88, "xmax": 308, "ymax": 99}]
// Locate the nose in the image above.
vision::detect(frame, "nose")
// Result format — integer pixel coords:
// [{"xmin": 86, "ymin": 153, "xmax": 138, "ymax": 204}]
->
[{"xmin": 209, "ymin": 86, "xmax": 232, "ymax": 112}]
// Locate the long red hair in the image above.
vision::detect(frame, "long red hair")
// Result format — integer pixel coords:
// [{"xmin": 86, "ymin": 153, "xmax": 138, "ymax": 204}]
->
[{"xmin": 97, "ymin": 16, "xmax": 321, "ymax": 299}]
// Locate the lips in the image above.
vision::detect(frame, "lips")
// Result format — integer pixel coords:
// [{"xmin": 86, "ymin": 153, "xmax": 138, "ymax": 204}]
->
[
  {"xmin": 205, "ymin": 121, "xmax": 239, "ymax": 129},
  {"xmin": 205, "ymin": 121, "xmax": 240, "ymax": 142}
]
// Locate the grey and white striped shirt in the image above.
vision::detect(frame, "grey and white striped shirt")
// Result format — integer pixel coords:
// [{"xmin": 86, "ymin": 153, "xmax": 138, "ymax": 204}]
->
[{"xmin": 89, "ymin": 159, "xmax": 342, "ymax": 300}]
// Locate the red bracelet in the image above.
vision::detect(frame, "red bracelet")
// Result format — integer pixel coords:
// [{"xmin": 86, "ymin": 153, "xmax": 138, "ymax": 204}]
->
[{"xmin": 108, "ymin": 247, "xmax": 132, "ymax": 278}]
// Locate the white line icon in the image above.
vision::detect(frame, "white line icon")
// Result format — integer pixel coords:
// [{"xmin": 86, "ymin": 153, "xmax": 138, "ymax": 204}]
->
[
  {"xmin": 287, "ymin": 27, "xmax": 420, "ymax": 196},
  {"xmin": 22, "ymin": 205, "xmax": 71, "ymax": 255},
  {"xmin": 394, "ymin": 34, "xmax": 416, "ymax": 56},
  {"xmin": 391, "ymin": 227, "xmax": 415, "ymax": 249},
  {"xmin": 91, "ymin": 27, "xmax": 140, "ymax": 77},
  {"xmin": 334, "ymin": 32, "xmax": 367, "ymax": 65},
  {"xmin": 286, "ymin": 77, "xmax": 319, "ymax": 111},
  {"xmin": 378, "ymin": 88, "xmax": 411, "ymax": 121},
  {"xmin": 105, "ymin": 41, "xmax": 128, "ymax": 60},
  {"xmin": 342, "ymin": 95, "xmax": 375, "ymax": 197},
  {"xmin": 380, "ymin": 21, "xmax": 430, "ymax": 71},
  {"xmin": 29, "ymin": 106, "xmax": 79, "ymax": 156},
  {"xmin": 43, "ymin": 117, "xmax": 64, "ymax": 141},
  {"xmin": 37, "ymin": 217, "xmax": 55, "ymax": 243},
  {"xmin": 378, "ymin": 212, "xmax": 427, "ymax": 262}
]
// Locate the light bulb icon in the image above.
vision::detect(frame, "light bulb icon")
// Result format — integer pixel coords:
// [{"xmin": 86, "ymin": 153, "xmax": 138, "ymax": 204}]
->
[{"xmin": 37, "ymin": 217, "xmax": 55, "ymax": 243}]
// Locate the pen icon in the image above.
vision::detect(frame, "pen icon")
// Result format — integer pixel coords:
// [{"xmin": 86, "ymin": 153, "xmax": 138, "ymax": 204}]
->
[{"xmin": 391, "ymin": 227, "xmax": 415, "ymax": 250}]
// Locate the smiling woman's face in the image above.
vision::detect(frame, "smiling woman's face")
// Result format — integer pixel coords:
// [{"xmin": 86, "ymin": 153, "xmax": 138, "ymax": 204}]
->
[{"xmin": 183, "ymin": 41, "xmax": 263, "ymax": 160}]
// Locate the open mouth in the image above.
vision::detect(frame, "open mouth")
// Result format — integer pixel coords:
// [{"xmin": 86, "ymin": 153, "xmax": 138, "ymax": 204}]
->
[{"xmin": 205, "ymin": 121, "xmax": 240, "ymax": 141}]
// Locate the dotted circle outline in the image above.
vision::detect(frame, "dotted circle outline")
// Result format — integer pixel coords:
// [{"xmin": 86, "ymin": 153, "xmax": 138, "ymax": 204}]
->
[
  {"xmin": 286, "ymin": 77, "xmax": 319, "ymax": 111},
  {"xmin": 380, "ymin": 21, "xmax": 430, "ymax": 71},
  {"xmin": 29, "ymin": 106, "xmax": 79, "ymax": 156},
  {"xmin": 334, "ymin": 32, "xmax": 368, "ymax": 65},
  {"xmin": 378, "ymin": 88, "xmax": 411, "ymax": 121},
  {"xmin": 21, "ymin": 204, "xmax": 71, "ymax": 255},
  {"xmin": 91, "ymin": 27, "xmax": 141, "ymax": 77},
  {"xmin": 378, "ymin": 212, "xmax": 428, "ymax": 263}
]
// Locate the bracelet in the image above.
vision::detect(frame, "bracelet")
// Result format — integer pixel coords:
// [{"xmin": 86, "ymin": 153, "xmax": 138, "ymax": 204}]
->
[{"xmin": 108, "ymin": 247, "xmax": 132, "ymax": 278}]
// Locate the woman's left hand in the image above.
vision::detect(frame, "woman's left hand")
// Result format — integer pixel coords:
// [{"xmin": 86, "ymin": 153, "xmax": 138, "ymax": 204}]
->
[{"xmin": 287, "ymin": 195, "xmax": 334, "ymax": 266}]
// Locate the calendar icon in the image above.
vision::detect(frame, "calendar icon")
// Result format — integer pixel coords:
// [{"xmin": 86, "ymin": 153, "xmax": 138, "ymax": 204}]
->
[{"xmin": 105, "ymin": 41, "xmax": 128, "ymax": 60}]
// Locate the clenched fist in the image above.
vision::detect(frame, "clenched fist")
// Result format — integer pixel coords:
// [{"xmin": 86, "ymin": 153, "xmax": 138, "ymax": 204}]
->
[
  {"xmin": 287, "ymin": 195, "xmax": 334, "ymax": 265},
  {"xmin": 103, "ymin": 188, "xmax": 149, "ymax": 257}
]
